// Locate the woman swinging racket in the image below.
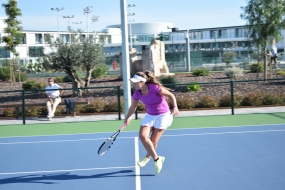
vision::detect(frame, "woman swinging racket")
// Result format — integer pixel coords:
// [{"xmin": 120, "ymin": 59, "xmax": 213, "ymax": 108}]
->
[{"xmin": 124, "ymin": 70, "xmax": 179, "ymax": 174}]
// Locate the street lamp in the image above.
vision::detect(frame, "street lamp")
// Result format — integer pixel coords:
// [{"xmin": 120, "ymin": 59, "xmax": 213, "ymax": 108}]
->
[
  {"xmin": 91, "ymin": 15, "xmax": 99, "ymax": 38},
  {"xmin": 83, "ymin": 6, "xmax": 93, "ymax": 38},
  {"xmin": 63, "ymin": 15, "xmax": 74, "ymax": 28},
  {"xmin": 128, "ymin": 4, "xmax": 135, "ymax": 50},
  {"xmin": 51, "ymin": 7, "xmax": 64, "ymax": 35}
]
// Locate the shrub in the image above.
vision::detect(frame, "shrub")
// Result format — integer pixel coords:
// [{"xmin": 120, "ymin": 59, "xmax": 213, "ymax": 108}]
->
[
  {"xmin": 192, "ymin": 68, "xmax": 210, "ymax": 76},
  {"xmin": 176, "ymin": 96, "xmax": 195, "ymax": 109},
  {"xmin": 54, "ymin": 76, "xmax": 63, "ymax": 83},
  {"xmin": 0, "ymin": 66, "xmax": 27, "ymax": 82},
  {"xmin": 137, "ymin": 102, "xmax": 145, "ymax": 111},
  {"xmin": 104, "ymin": 97, "xmax": 124, "ymax": 112},
  {"xmin": 224, "ymin": 66, "xmax": 244, "ymax": 79},
  {"xmin": 54, "ymin": 106, "xmax": 65, "ymax": 115},
  {"xmin": 3, "ymin": 108, "xmax": 15, "ymax": 117},
  {"xmin": 219, "ymin": 93, "xmax": 244, "ymax": 107},
  {"xmin": 24, "ymin": 107, "xmax": 40, "ymax": 117},
  {"xmin": 241, "ymin": 92, "xmax": 264, "ymax": 106},
  {"xmin": 250, "ymin": 63, "xmax": 264, "ymax": 73},
  {"xmin": 85, "ymin": 98, "xmax": 106, "ymax": 113},
  {"xmin": 263, "ymin": 93, "xmax": 284, "ymax": 105},
  {"xmin": 63, "ymin": 75, "xmax": 72, "ymax": 82},
  {"xmin": 185, "ymin": 83, "xmax": 200, "ymax": 92},
  {"xmin": 195, "ymin": 96, "xmax": 219, "ymax": 108},
  {"xmin": 276, "ymin": 70, "xmax": 285, "ymax": 75},
  {"xmin": 22, "ymin": 80, "xmax": 45, "ymax": 93},
  {"xmin": 39, "ymin": 106, "xmax": 48, "ymax": 115},
  {"xmin": 0, "ymin": 66, "xmax": 11, "ymax": 81},
  {"xmin": 92, "ymin": 64, "xmax": 109, "ymax": 78},
  {"xmin": 160, "ymin": 76, "xmax": 178, "ymax": 88},
  {"xmin": 16, "ymin": 73, "xmax": 28, "ymax": 82}
]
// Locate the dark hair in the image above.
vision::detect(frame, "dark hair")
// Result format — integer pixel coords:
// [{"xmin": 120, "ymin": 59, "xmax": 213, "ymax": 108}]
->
[
  {"xmin": 135, "ymin": 70, "xmax": 163, "ymax": 87},
  {"xmin": 48, "ymin": 77, "xmax": 54, "ymax": 81}
]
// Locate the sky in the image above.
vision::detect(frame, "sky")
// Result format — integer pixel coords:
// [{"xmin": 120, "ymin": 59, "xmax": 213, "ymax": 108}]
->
[{"xmin": 0, "ymin": 0, "xmax": 248, "ymax": 32}]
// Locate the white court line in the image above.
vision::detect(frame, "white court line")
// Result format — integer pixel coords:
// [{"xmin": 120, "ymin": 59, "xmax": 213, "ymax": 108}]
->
[
  {"xmin": 0, "ymin": 138, "xmax": 109, "ymax": 145},
  {"xmin": 0, "ymin": 123, "xmax": 284, "ymax": 139},
  {"xmin": 162, "ymin": 129, "xmax": 285, "ymax": 137},
  {"xmin": 1, "ymin": 129, "xmax": 285, "ymax": 145},
  {"xmin": 0, "ymin": 166, "xmax": 135, "ymax": 176},
  {"xmin": 134, "ymin": 137, "xmax": 141, "ymax": 190}
]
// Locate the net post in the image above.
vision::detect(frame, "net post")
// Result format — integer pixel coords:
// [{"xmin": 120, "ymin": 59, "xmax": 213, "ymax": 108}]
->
[{"xmin": 135, "ymin": 108, "xmax": 138, "ymax": 119}]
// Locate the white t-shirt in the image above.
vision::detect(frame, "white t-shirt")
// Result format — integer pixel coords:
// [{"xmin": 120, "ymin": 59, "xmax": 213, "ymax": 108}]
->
[
  {"xmin": 45, "ymin": 84, "xmax": 61, "ymax": 98},
  {"xmin": 270, "ymin": 45, "xmax": 277, "ymax": 57}
]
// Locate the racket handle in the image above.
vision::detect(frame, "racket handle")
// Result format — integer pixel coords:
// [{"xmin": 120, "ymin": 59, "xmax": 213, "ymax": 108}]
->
[{"xmin": 119, "ymin": 123, "xmax": 127, "ymax": 131}]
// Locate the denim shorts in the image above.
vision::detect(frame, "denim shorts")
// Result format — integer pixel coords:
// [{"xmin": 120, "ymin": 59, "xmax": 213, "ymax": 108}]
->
[{"xmin": 140, "ymin": 111, "xmax": 173, "ymax": 129}]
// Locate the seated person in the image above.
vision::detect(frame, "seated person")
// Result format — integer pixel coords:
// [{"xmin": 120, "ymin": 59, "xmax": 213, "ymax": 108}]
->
[{"xmin": 45, "ymin": 78, "xmax": 63, "ymax": 118}]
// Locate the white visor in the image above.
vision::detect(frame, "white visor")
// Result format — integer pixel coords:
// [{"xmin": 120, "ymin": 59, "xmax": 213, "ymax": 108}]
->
[{"xmin": 129, "ymin": 74, "xmax": 146, "ymax": 83}]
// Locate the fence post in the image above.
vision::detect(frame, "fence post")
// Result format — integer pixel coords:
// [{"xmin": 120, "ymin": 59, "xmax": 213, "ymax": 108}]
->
[
  {"xmin": 21, "ymin": 90, "xmax": 26, "ymax": 124},
  {"xmin": 117, "ymin": 86, "xmax": 121, "ymax": 120},
  {"xmin": 135, "ymin": 108, "xmax": 138, "ymax": 119},
  {"xmin": 230, "ymin": 81, "xmax": 234, "ymax": 115}
]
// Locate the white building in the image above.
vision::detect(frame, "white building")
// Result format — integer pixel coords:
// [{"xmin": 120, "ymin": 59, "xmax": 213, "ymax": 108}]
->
[{"xmin": 0, "ymin": 17, "xmax": 284, "ymax": 70}]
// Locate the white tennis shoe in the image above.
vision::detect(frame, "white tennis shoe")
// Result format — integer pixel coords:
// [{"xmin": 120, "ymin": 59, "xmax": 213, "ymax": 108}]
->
[
  {"xmin": 137, "ymin": 156, "xmax": 150, "ymax": 167},
  {"xmin": 47, "ymin": 114, "xmax": 54, "ymax": 118},
  {"xmin": 154, "ymin": 156, "xmax": 165, "ymax": 174}
]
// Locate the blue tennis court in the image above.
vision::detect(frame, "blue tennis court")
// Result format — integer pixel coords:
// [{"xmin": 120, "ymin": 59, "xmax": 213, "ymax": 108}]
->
[{"xmin": 0, "ymin": 124, "xmax": 285, "ymax": 190}]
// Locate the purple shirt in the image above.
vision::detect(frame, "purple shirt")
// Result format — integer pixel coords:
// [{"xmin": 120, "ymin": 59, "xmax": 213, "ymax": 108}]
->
[{"xmin": 132, "ymin": 83, "xmax": 169, "ymax": 115}]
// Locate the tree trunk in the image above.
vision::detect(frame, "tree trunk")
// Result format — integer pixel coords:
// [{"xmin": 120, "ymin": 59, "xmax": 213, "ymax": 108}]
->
[
  {"xmin": 66, "ymin": 69, "xmax": 84, "ymax": 96},
  {"xmin": 84, "ymin": 68, "xmax": 93, "ymax": 88}
]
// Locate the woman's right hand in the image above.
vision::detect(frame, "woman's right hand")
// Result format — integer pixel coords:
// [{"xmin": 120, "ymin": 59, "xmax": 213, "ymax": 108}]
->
[{"xmin": 124, "ymin": 117, "xmax": 131, "ymax": 125}]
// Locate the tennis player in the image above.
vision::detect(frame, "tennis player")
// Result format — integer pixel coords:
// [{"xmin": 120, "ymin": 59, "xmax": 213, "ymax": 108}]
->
[{"xmin": 124, "ymin": 70, "xmax": 179, "ymax": 174}]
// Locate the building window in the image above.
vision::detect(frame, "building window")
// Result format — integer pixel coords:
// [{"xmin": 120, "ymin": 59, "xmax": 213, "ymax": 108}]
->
[
  {"xmin": 44, "ymin": 34, "xmax": 51, "ymax": 44},
  {"xmin": 235, "ymin": 28, "xmax": 247, "ymax": 37},
  {"xmin": 35, "ymin": 34, "xmax": 42, "ymax": 44},
  {"xmin": 210, "ymin": 30, "xmax": 218, "ymax": 39},
  {"xmin": 218, "ymin": 29, "xmax": 227, "ymax": 38},
  {"xmin": 60, "ymin": 34, "xmax": 70, "ymax": 43},
  {"xmin": 106, "ymin": 35, "xmax": 111, "ymax": 43},
  {"xmin": 0, "ymin": 47, "xmax": 10, "ymax": 58},
  {"xmin": 80, "ymin": 34, "xmax": 86, "ymax": 42},
  {"xmin": 20, "ymin": 33, "xmax": 26, "ymax": 44},
  {"xmin": 29, "ymin": 46, "xmax": 44, "ymax": 57},
  {"xmin": 189, "ymin": 31, "xmax": 201, "ymax": 40}
]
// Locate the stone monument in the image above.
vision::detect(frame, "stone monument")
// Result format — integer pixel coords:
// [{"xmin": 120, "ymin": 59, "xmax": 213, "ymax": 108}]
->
[{"xmin": 120, "ymin": 39, "xmax": 174, "ymax": 77}]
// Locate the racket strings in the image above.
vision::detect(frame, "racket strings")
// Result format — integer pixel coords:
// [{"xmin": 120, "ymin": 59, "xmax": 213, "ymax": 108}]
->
[{"xmin": 98, "ymin": 131, "xmax": 120, "ymax": 155}]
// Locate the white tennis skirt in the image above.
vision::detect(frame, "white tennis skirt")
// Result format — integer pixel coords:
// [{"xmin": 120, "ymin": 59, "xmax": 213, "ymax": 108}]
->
[{"xmin": 140, "ymin": 111, "xmax": 173, "ymax": 129}]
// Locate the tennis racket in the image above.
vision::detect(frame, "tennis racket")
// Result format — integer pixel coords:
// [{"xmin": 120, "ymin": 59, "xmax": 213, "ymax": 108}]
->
[{"xmin": 98, "ymin": 123, "xmax": 127, "ymax": 155}]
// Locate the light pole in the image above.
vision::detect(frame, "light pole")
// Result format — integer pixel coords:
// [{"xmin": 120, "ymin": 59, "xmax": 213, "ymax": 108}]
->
[
  {"xmin": 51, "ymin": 7, "xmax": 64, "ymax": 36},
  {"xmin": 128, "ymin": 4, "xmax": 135, "ymax": 50},
  {"xmin": 185, "ymin": 30, "xmax": 191, "ymax": 72},
  {"xmin": 91, "ymin": 15, "xmax": 99, "ymax": 38},
  {"xmin": 83, "ymin": 6, "xmax": 93, "ymax": 38},
  {"xmin": 214, "ymin": 31, "xmax": 217, "ymax": 66},
  {"xmin": 63, "ymin": 15, "xmax": 74, "ymax": 28}
]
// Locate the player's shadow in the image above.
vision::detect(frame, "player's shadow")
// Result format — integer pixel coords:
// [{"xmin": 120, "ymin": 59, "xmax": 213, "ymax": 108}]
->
[{"xmin": 0, "ymin": 170, "xmax": 154, "ymax": 185}]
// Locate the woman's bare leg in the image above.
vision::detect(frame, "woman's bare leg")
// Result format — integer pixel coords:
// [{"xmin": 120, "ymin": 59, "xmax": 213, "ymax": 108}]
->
[{"xmin": 139, "ymin": 126, "xmax": 165, "ymax": 160}]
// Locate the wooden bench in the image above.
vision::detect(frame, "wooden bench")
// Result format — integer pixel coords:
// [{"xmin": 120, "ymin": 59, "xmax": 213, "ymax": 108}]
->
[{"xmin": 0, "ymin": 101, "xmax": 90, "ymax": 119}]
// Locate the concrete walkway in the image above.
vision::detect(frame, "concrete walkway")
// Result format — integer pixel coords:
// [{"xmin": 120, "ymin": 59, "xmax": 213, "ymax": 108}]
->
[{"xmin": 0, "ymin": 106, "xmax": 284, "ymax": 125}]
